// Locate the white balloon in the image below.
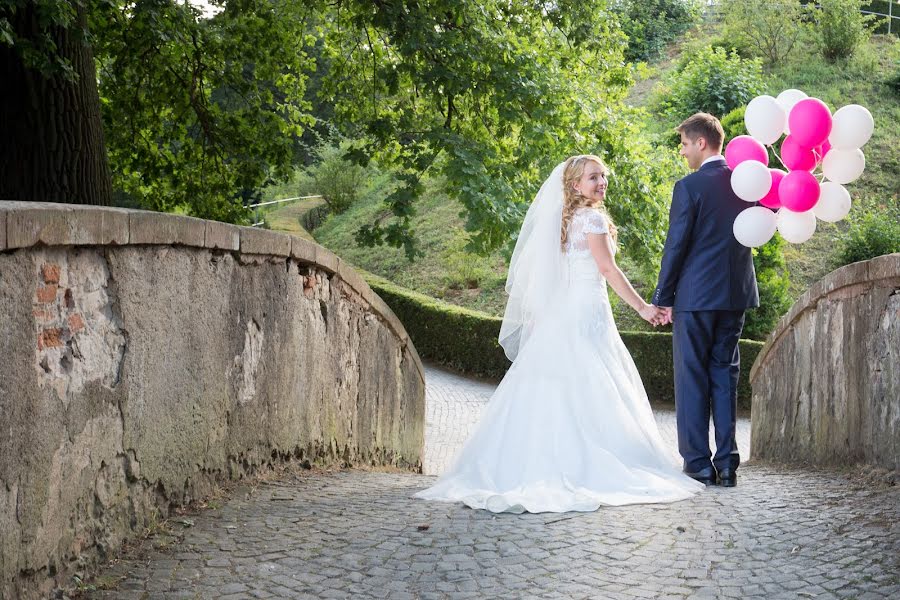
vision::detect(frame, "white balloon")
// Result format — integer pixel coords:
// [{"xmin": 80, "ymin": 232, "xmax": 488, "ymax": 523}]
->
[
  {"xmin": 829, "ymin": 104, "xmax": 875, "ymax": 149},
  {"xmin": 814, "ymin": 182, "xmax": 852, "ymax": 222},
  {"xmin": 777, "ymin": 207, "xmax": 817, "ymax": 243},
  {"xmin": 822, "ymin": 148, "xmax": 866, "ymax": 184},
  {"xmin": 776, "ymin": 89, "xmax": 808, "ymax": 135},
  {"xmin": 745, "ymin": 95, "xmax": 786, "ymax": 145},
  {"xmin": 731, "ymin": 160, "xmax": 772, "ymax": 202},
  {"xmin": 733, "ymin": 206, "xmax": 777, "ymax": 247}
]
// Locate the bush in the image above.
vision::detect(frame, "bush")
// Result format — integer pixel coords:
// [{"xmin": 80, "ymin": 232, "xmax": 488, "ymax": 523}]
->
[
  {"xmin": 366, "ymin": 272, "xmax": 763, "ymax": 408},
  {"xmin": 721, "ymin": 106, "xmax": 748, "ymax": 140},
  {"xmin": 837, "ymin": 203, "xmax": 900, "ymax": 265},
  {"xmin": 816, "ymin": 0, "xmax": 878, "ymax": 61},
  {"xmin": 615, "ymin": 0, "xmax": 701, "ymax": 62},
  {"xmin": 745, "ymin": 234, "xmax": 793, "ymax": 340},
  {"xmin": 305, "ymin": 141, "xmax": 368, "ymax": 214},
  {"xmin": 658, "ymin": 45, "xmax": 765, "ymax": 120},
  {"xmin": 720, "ymin": 0, "xmax": 811, "ymax": 65}
]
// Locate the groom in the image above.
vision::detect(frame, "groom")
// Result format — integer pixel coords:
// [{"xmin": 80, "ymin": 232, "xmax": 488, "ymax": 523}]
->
[{"xmin": 652, "ymin": 113, "xmax": 759, "ymax": 487}]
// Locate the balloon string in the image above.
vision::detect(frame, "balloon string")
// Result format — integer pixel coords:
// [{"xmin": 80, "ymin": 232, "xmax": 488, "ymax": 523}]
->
[
  {"xmin": 770, "ymin": 145, "xmax": 788, "ymax": 171},
  {"xmin": 771, "ymin": 143, "xmax": 826, "ymax": 181}
]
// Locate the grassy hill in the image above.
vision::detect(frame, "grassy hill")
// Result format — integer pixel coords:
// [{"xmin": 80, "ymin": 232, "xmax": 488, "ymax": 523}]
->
[{"xmin": 266, "ymin": 30, "xmax": 899, "ymax": 334}]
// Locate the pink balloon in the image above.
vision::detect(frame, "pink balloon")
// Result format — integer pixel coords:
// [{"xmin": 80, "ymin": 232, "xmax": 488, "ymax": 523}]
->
[
  {"xmin": 788, "ymin": 98, "xmax": 832, "ymax": 149},
  {"xmin": 814, "ymin": 139, "xmax": 832, "ymax": 165},
  {"xmin": 779, "ymin": 170, "xmax": 821, "ymax": 212},
  {"xmin": 781, "ymin": 135, "xmax": 817, "ymax": 171},
  {"xmin": 725, "ymin": 135, "xmax": 769, "ymax": 170},
  {"xmin": 760, "ymin": 169, "xmax": 786, "ymax": 209}
]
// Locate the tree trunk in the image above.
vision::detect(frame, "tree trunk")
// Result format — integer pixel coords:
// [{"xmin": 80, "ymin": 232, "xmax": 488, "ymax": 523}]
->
[{"xmin": 0, "ymin": 4, "xmax": 112, "ymax": 205}]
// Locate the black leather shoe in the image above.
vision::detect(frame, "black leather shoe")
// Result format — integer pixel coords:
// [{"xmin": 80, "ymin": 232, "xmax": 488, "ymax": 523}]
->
[
  {"xmin": 717, "ymin": 468, "xmax": 737, "ymax": 487},
  {"xmin": 684, "ymin": 467, "xmax": 717, "ymax": 486}
]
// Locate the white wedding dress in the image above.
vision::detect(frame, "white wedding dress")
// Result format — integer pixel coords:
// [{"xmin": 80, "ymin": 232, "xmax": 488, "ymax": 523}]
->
[{"xmin": 414, "ymin": 207, "xmax": 704, "ymax": 513}]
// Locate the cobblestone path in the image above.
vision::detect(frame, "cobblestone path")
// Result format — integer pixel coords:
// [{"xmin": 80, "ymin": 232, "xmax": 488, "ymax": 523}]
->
[{"xmin": 85, "ymin": 365, "xmax": 900, "ymax": 599}]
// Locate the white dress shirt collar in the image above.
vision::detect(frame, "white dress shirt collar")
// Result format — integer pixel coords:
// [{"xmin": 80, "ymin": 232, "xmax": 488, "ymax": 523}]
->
[{"xmin": 701, "ymin": 154, "xmax": 726, "ymax": 167}]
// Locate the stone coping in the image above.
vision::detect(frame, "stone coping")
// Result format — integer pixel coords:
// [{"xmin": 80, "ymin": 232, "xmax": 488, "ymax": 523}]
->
[
  {"xmin": 0, "ymin": 201, "xmax": 424, "ymax": 383},
  {"xmin": 749, "ymin": 252, "xmax": 900, "ymax": 383}
]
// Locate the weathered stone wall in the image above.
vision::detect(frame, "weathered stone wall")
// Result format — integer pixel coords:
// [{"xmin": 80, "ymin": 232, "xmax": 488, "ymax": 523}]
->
[
  {"xmin": 0, "ymin": 202, "xmax": 425, "ymax": 599},
  {"xmin": 750, "ymin": 253, "xmax": 899, "ymax": 470}
]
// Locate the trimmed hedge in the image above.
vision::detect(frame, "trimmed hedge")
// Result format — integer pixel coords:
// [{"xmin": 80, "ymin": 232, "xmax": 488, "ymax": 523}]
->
[{"xmin": 365, "ymin": 273, "xmax": 763, "ymax": 409}]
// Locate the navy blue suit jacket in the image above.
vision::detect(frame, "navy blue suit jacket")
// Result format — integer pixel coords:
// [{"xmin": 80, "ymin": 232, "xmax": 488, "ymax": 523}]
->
[{"xmin": 652, "ymin": 159, "xmax": 759, "ymax": 311}]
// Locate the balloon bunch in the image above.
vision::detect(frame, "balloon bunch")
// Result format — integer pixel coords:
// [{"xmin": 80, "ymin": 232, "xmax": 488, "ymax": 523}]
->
[{"xmin": 728, "ymin": 90, "xmax": 874, "ymax": 247}]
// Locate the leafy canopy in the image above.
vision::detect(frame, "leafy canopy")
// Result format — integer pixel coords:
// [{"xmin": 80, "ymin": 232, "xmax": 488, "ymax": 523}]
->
[
  {"xmin": 4, "ymin": 0, "xmax": 682, "ymax": 267},
  {"xmin": 319, "ymin": 0, "xmax": 678, "ymax": 263},
  {"xmin": 91, "ymin": 0, "xmax": 318, "ymax": 222}
]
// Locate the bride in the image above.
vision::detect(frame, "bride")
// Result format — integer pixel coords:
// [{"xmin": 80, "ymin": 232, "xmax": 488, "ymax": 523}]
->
[{"xmin": 414, "ymin": 155, "xmax": 705, "ymax": 513}]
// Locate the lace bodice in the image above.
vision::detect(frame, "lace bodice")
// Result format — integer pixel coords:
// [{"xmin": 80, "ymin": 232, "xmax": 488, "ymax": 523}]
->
[{"xmin": 564, "ymin": 208, "xmax": 610, "ymax": 257}]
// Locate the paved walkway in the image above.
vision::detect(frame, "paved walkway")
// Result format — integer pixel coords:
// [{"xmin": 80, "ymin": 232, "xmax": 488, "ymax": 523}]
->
[{"xmin": 84, "ymin": 365, "xmax": 900, "ymax": 599}]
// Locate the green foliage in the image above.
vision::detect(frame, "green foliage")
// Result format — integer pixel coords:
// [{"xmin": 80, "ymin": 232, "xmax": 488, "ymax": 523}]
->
[
  {"xmin": 657, "ymin": 45, "xmax": 765, "ymax": 120},
  {"xmin": 314, "ymin": 174, "xmax": 510, "ymax": 315},
  {"xmin": 613, "ymin": 0, "xmax": 700, "ymax": 62},
  {"xmin": 837, "ymin": 202, "xmax": 900, "ymax": 265},
  {"xmin": 91, "ymin": 0, "xmax": 317, "ymax": 223},
  {"xmin": 816, "ymin": 0, "xmax": 878, "ymax": 61},
  {"xmin": 366, "ymin": 272, "xmax": 762, "ymax": 406},
  {"xmin": 721, "ymin": 106, "xmax": 748, "ymax": 141},
  {"xmin": 745, "ymin": 234, "xmax": 793, "ymax": 340},
  {"xmin": 886, "ymin": 59, "xmax": 900, "ymax": 96},
  {"xmin": 720, "ymin": 0, "xmax": 811, "ymax": 65},
  {"xmin": 305, "ymin": 141, "xmax": 369, "ymax": 214},
  {"xmin": 319, "ymin": 1, "xmax": 676, "ymax": 264},
  {"xmin": 0, "ymin": 0, "xmax": 82, "ymax": 80},
  {"xmin": 864, "ymin": 1, "xmax": 900, "ymax": 36}
]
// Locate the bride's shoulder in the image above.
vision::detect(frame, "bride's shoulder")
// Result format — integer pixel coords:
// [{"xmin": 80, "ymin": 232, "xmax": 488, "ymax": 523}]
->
[
  {"xmin": 574, "ymin": 206, "xmax": 605, "ymax": 222},
  {"xmin": 573, "ymin": 206, "xmax": 602, "ymax": 218},
  {"xmin": 573, "ymin": 207, "xmax": 608, "ymax": 233}
]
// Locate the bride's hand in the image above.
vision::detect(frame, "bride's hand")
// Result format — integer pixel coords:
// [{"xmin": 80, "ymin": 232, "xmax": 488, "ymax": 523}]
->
[{"xmin": 638, "ymin": 303, "xmax": 662, "ymax": 325}]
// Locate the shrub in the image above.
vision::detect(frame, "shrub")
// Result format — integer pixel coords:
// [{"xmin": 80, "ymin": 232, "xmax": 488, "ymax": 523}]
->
[
  {"xmin": 745, "ymin": 234, "xmax": 793, "ymax": 341},
  {"xmin": 659, "ymin": 45, "xmax": 765, "ymax": 120},
  {"xmin": 615, "ymin": 0, "xmax": 701, "ymax": 62},
  {"xmin": 837, "ymin": 202, "xmax": 900, "ymax": 265},
  {"xmin": 721, "ymin": 0, "xmax": 811, "ymax": 65},
  {"xmin": 815, "ymin": 0, "xmax": 878, "ymax": 61},
  {"xmin": 721, "ymin": 106, "xmax": 748, "ymax": 140},
  {"xmin": 306, "ymin": 141, "xmax": 368, "ymax": 214},
  {"xmin": 365, "ymin": 272, "xmax": 763, "ymax": 407}
]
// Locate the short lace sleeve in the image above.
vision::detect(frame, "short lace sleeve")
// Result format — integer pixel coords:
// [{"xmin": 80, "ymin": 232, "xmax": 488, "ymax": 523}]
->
[
  {"xmin": 580, "ymin": 209, "xmax": 608, "ymax": 235},
  {"xmin": 565, "ymin": 208, "xmax": 609, "ymax": 254}
]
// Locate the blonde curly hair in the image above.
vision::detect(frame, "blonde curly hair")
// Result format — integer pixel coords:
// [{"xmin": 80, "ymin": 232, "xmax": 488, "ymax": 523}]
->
[{"xmin": 561, "ymin": 155, "xmax": 618, "ymax": 248}]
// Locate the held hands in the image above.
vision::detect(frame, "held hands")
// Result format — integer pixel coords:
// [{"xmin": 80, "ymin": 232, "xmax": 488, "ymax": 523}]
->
[{"xmin": 638, "ymin": 304, "xmax": 673, "ymax": 327}]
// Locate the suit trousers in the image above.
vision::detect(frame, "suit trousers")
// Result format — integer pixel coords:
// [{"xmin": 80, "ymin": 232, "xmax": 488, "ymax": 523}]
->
[{"xmin": 672, "ymin": 309, "xmax": 745, "ymax": 473}]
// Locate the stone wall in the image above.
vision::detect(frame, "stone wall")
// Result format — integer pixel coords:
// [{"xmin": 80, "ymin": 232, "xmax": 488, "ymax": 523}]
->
[
  {"xmin": 0, "ymin": 202, "xmax": 425, "ymax": 599},
  {"xmin": 749, "ymin": 253, "xmax": 899, "ymax": 470}
]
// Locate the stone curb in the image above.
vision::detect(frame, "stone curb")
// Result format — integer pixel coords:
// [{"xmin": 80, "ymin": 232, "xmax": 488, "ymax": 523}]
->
[
  {"xmin": 0, "ymin": 201, "xmax": 424, "ymax": 382},
  {"xmin": 749, "ymin": 253, "xmax": 900, "ymax": 383}
]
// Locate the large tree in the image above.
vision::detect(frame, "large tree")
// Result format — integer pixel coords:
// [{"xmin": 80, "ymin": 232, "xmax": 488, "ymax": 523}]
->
[
  {"xmin": 1, "ymin": 0, "xmax": 112, "ymax": 204},
  {"xmin": 1, "ymin": 0, "xmax": 316, "ymax": 220}
]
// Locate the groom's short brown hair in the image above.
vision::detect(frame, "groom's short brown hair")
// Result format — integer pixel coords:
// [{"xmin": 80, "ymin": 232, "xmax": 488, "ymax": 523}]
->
[{"xmin": 677, "ymin": 113, "xmax": 725, "ymax": 151}]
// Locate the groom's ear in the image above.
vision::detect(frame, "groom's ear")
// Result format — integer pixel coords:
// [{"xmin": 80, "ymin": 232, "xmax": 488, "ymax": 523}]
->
[{"xmin": 696, "ymin": 136, "xmax": 708, "ymax": 151}]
